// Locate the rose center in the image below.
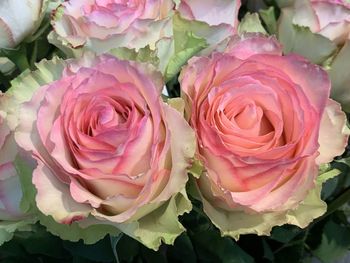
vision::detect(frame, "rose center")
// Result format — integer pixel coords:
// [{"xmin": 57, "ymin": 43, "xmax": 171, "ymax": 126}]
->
[{"xmin": 234, "ymin": 103, "xmax": 260, "ymax": 130}]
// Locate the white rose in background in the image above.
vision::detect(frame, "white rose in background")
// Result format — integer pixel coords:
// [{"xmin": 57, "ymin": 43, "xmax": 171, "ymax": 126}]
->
[{"xmin": 0, "ymin": 0, "xmax": 44, "ymax": 48}]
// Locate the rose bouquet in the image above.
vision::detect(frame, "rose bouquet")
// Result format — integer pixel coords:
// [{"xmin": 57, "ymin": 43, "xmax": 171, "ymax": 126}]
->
[{"xmin": 0, "ymin": 0, "xmax": 349, "ymax": 262}]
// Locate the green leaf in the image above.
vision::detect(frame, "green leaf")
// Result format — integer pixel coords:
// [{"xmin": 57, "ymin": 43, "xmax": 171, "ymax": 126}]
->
[
  {"xmin": 328, "ymin": 41, "xmax": 350, "ymax": 112},
  {"xmin": 191, "ymin": 229, "xmax": 254, "ymax": 263},
  {"xmin": 140, "ymin": 245, "xmax": 167, "ymax": 263},
  {"xmin": 321, "ymin": 176, "xmax": 339, "ymax": 200},
  {"xmin": 312, "ymin": 219, "xmax": 350, "ymax": 263},
  {"xmin": 274, "ymin": 242, "xmax": 305, "ymax": 263},
  {"xmin": 63, "ymin": 236, "xmax": 116, "ymax": 262},
  {"xmin": 115, "ymin": 235, "xmax": 140, "ymax": 263},
  {"xmin": 262, "ymin": 239, "xmax": 274, "ymax": 261},
  {"xmin": 277, "ymin": 8, "xmax": 337, "ymax": 64},
  {"xmin": 15, "ymin": 225, "xmax": 67, "ymax": 259},
  {"xmin": 167, "ymin": 233, "xmax": 197, "ymax": 263},
  {"xmin": 238, "ymin": 13, "xmax": 267, "ymax": 35},
  {"xmin": 259, "ymin": 6, "xmax": 277, "ymax": 34},
  {"xmin": 270, "ymin": 225, "xmax": 301, "ymax": 243}
]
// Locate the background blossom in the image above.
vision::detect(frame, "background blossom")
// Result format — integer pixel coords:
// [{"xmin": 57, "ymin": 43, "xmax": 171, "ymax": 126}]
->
[
  {"xmin": 0, "ymin": 0, "xmax": 44, "ymax": 48},
  {"xmin": 293, "ymin": 0, "xmax": 350, "ymax": 45},
  {"xmin": 51, "ymin": 0, "xmax": 174, "ymax": 53}
]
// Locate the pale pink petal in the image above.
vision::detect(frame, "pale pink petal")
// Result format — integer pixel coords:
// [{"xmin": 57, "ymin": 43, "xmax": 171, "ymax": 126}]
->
[
  {"xmin": 251, "ymin": 54, "xmax": 330, "ymax": 117},
  {"xmin": 32, "ymin": 160, "xmax": 91, "ymax": 224},
  {"xmin": 225, "ymin": 34, "xmax": 283, "ymax": 59},
  {"xmin": 319, "ymin": 21, "xmax": 350, "ymax": 44},
  {"xmin": 293, "ymin": 0, "xmax": 321, "ymax": 32},
  {"xmin": 178, "ymin": 0, "xmax": 241, "ymax": 28},
  {"xmin": 317, "ymin": 99, "xmax": 349, "ymax": 164},
  {"xmin": 312, "ymin": 1, "xmax": 350, "ymax": 29},
  {"xmin": 152, "ymin": 104, "xmax": 195, "ymax": 202}
]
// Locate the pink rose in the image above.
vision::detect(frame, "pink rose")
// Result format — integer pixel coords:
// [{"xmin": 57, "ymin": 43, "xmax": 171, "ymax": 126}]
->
[
  {"xmin": 52, "ymin": 0, "xmax": 174, "ymax": 52},
  {"xmin": 180, "ymin": 34, "xmax": 348, "ymax": 237},
  {"xmin": 15, "ymin": 55, "xmax": 195, "ymax": 246},
  {"xmin": 293, "ymin": 0, "xmax": 350, "ymax": 45}
]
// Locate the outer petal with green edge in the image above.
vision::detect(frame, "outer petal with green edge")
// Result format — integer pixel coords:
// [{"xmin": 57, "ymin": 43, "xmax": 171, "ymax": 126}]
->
[
  {"xmin": 14, "ymin": 142, "xmax": 123, "ymax": 245},
  {"xmin": 198, "ymin": 174, "xmax": 328, "ymax": 240},
  {"xmin": 33, "ymin": 161, "xmax": 92, "ymax": 224},
  {"xmin": 79, "ymin": 189, "xmax": 192, "ymax": 250},
  {"xmin": 38, "ymin": 214, "xmax": 121, "ymax": 245}
]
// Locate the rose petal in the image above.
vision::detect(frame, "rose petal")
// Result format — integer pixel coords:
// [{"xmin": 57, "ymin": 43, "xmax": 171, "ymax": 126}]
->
[
  {"xmin": 178, "ymin": 0, "xmax": 241, "ymax": 27},
  {"xmin": 225, "ymin": 34, "xmax": 283, "ymax": 60},
  {"xmin": 317, "ymin": 99, "xmax": 349, "ymax": 164},
  {"xmin": 33, "ymin": 160, "xmax": 91, "ymax": 224}
]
